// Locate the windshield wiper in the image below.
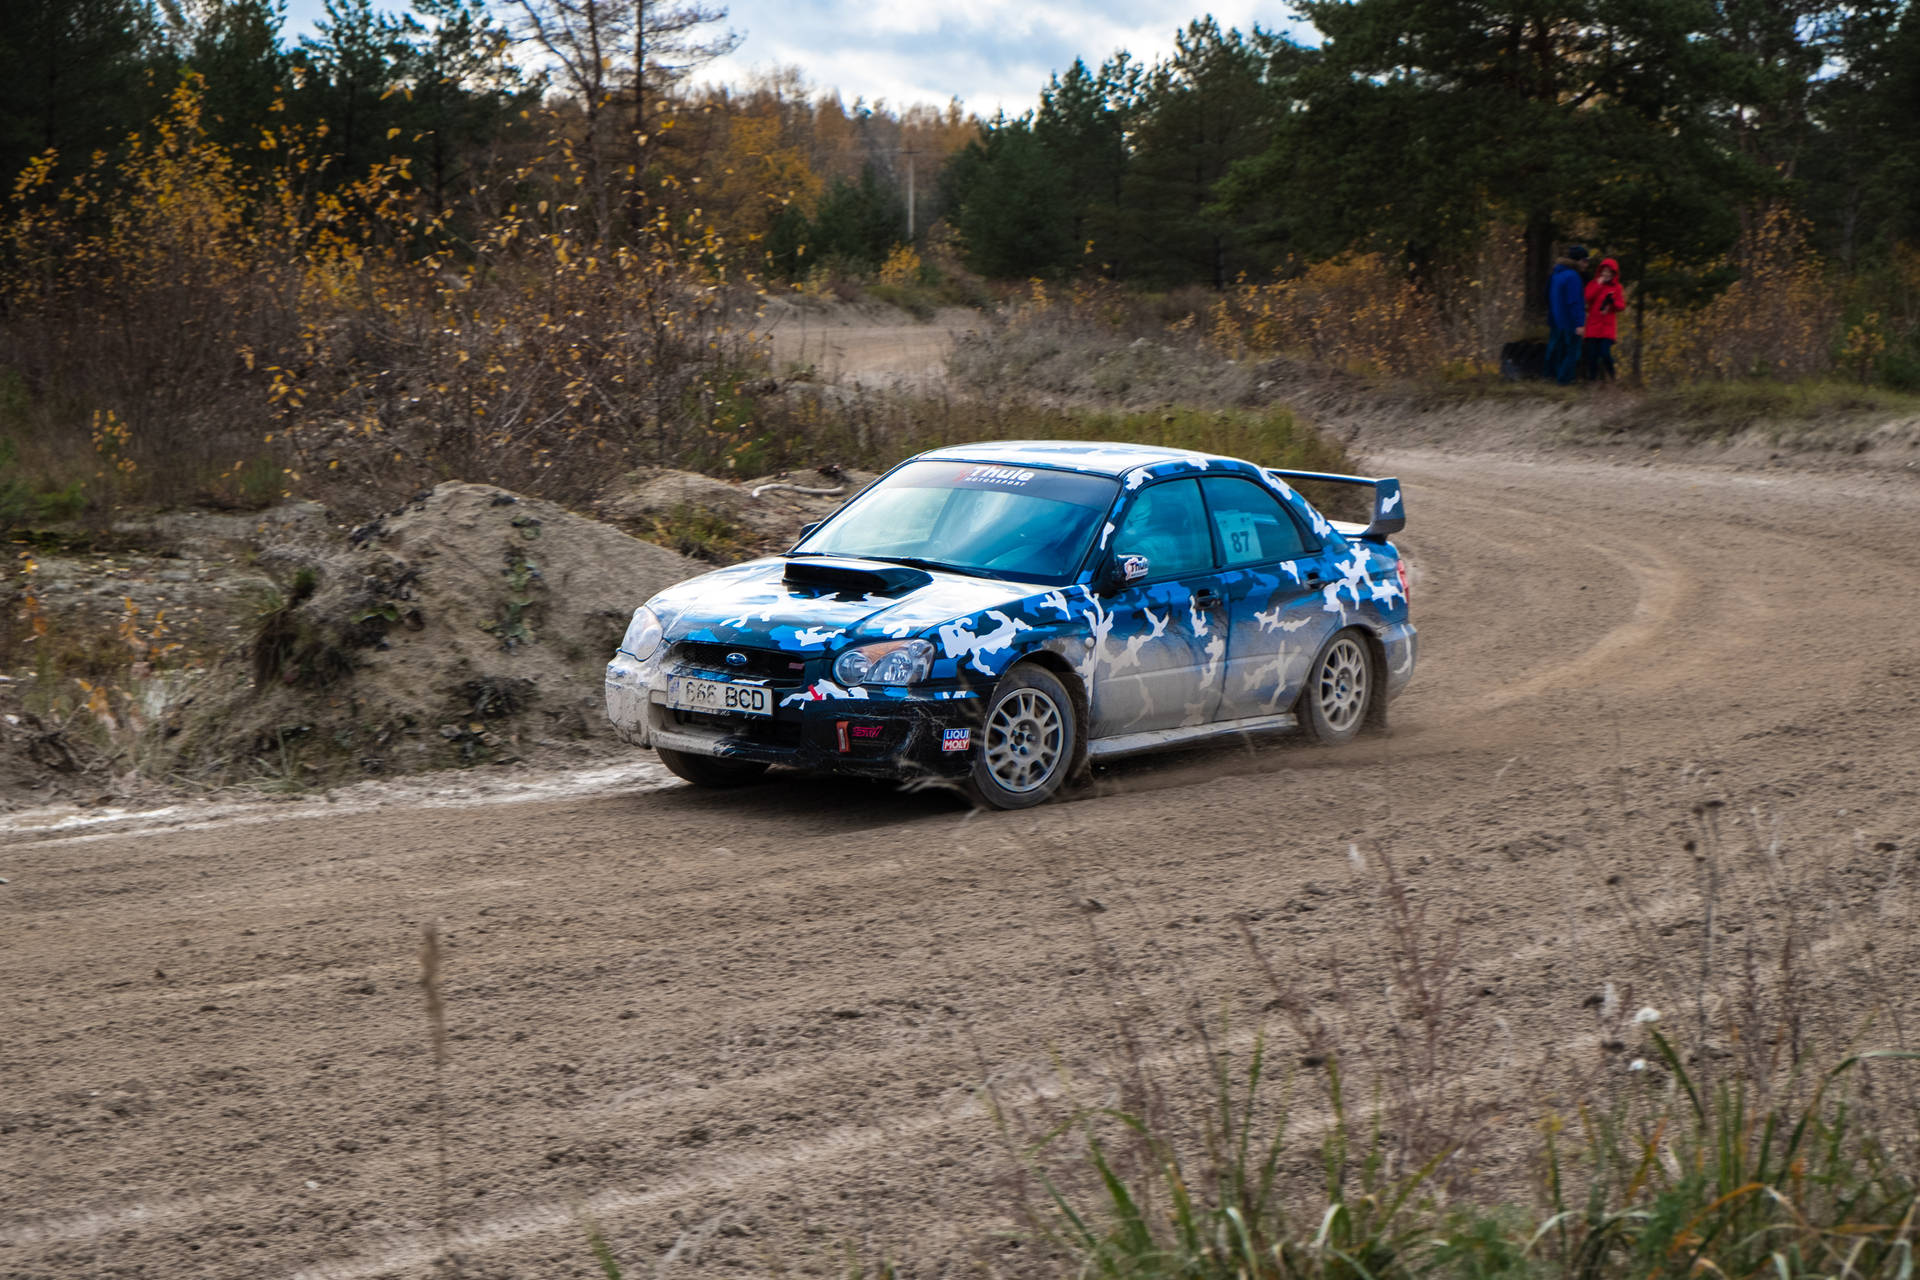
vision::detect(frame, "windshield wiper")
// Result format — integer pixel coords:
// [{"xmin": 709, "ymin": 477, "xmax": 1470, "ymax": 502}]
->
[
  {"xmin": 866, "ymin": 555, "xmax": 971, "ymax": 575},
  {"xmin": 785, "ymin": 550, "xmax": 980, "ymax": 577}
]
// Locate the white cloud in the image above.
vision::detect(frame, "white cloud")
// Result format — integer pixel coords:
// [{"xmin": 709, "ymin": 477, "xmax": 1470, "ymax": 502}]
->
[
  {"xmin": 280, "ymin": 0, "xmax": 1313, "ymax": 119},
  {"xmin": 697, "ymin": 0, "xmax": 1312, "ymax": 116}
]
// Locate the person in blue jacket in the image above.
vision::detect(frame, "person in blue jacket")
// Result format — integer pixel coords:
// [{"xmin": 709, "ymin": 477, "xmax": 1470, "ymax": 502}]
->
[{"xmin": 1547, "ymin": 244, "xmax": 1590, "ymax": 385}]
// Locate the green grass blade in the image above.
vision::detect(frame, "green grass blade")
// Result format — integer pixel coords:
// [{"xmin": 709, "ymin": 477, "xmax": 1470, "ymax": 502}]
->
[
  {"xmin": 1224, "ymin": 1204, "xmax": 1262, "ymax": 1277},
  {"xmin": 585, "ymin": 1226, "xmax": 623, "ymax": 1280},
  {"xmin": 1650, "ymin": 1028, "xmax": 1705, "ymax": 1124},
  {"xmin": 1086, "ymin": 1127, "xmax": 1156, "ymax": 1258}
]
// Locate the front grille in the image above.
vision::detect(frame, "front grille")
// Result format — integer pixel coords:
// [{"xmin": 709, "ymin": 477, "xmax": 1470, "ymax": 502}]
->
[
  {"xmin": 673, "ymin": 708, "xmax": 805, "ymax": 747},
  {"xmin": 671, "ymin": 642, "xmax": 809, "ymax": 683}
]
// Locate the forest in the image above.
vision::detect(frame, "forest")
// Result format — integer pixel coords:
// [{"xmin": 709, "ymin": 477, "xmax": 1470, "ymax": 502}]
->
[{"xmin": 1, "ymin": 0, "xmax": 1918, "ymax": 523}]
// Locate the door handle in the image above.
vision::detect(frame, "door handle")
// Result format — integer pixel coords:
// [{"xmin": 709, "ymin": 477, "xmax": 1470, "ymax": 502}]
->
[
  {"xmin": 1303, "ymin": 570, "xmax": 1325, "ymax": 588},
  {"xmin": 1193, "ymin": 588, "xmax": 1223, "ymax": 609}
]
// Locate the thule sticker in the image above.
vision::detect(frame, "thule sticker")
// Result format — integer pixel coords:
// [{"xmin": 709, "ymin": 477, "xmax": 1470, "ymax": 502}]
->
[
  {"xmin": 960, "ymin": 465, "xmax": 1037, "ymax": 487},
  {"xmin": 942, "ymin": 728, "xmax": 972, "ymax": 752}
]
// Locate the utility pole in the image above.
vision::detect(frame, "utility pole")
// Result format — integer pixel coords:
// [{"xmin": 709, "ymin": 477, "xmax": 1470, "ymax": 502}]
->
[{"xmin": 906, "ymin": 148, "xmax": 916, "ymax": 241}]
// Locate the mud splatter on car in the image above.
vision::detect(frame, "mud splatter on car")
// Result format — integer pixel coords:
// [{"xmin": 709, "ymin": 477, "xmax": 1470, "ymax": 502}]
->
[{"xmin": 606, "ymin": 442, "xmax": 1415, "ymax": 808}]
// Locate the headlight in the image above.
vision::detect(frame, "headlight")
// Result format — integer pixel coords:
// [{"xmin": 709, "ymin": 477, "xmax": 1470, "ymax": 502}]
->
[
  {"xmin": 833, "ymin": 639, "xmax": 934, "ymax": 686},
  {"xmin": 620, "ymin": 605, "xmax": 663, "ymax": 660}
]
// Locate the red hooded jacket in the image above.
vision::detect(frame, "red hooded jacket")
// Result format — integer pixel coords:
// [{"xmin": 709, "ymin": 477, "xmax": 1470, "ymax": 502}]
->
[{"xmin": 1585, "ymin": 259, "xmax": 1626, "ymax": 340}]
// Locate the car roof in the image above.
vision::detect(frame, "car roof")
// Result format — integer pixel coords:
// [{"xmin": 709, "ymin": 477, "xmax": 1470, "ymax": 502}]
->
[{"xmin": 912, "ymin": 440, "xmax": 1235, "ymax": 479}]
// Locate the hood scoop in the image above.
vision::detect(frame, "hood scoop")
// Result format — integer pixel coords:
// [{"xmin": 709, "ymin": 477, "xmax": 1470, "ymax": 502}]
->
[{"xmin": 782, "ymin": 557, "xmax": 932, "ymax": 597}]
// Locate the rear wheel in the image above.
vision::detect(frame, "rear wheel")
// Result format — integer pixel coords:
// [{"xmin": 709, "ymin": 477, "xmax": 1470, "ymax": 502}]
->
[
  {"xmin": 966, "ymin": 665, "xmax": 1078, "ymax": 810},
  {"xmin": 1300, "ymin": 630, "xmax": 1373, "ymax": 746},
  {"xmin": 655, "ymin": 746, "xmax": 770, "ymax": 788}
]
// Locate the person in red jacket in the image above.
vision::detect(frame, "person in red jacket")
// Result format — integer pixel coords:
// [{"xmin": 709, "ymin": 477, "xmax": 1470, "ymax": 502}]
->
[{"xmin": 1583, "ymin": 257, "xmax": 1626, "ymax": 382}]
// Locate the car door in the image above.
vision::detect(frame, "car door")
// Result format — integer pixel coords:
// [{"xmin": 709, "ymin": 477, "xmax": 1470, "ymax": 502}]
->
[
  {"xmin": 1200, "ymin": 475, "xmax": 1346, "ymax": 721},
  {"xmin": 1088, "ymin": 478, "xmax": 1229, "ymax": 737}
]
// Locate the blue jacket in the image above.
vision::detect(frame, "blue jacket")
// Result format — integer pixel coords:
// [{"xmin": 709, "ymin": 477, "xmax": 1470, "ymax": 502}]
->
[{"xmin": 1549, "ymin": 263, "xmax": 1586, "ymax": 331}]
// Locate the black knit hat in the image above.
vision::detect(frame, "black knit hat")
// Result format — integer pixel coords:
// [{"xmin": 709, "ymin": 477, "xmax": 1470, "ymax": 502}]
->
[{"xmin": 1566, "ymin": 244, "xmax": 1590, "ymax": 260}]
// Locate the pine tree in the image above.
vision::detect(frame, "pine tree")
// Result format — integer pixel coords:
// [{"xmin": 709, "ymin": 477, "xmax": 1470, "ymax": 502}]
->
[
  {"xmin": 159, "ymin": 0, "xmax": 290, "ymax": 162},
  {"xmin": 1033, "ymin": 58, "xmax": 1129, "ymax": 260},
  {"xmin": 939, "ymin": 115, "xmax": 1073, "ymax": 278},
  {"xmin": 1116, "ymin": 20, "xmax": 1287, "ymax": 287},
  {"xmin": 296, "ymin": 0, "xmax": 413, "ymax": 180},
  {"xmin": 0, "ymin": 0, "xmax": 165, "ymax": 184},
  {"xmin": 806, "ymin": 163, "xmax": 905, "ymax": 273},
  {"xmin": 1220, "ymin": 0, "xmax": 1773, "ymax": 323}
]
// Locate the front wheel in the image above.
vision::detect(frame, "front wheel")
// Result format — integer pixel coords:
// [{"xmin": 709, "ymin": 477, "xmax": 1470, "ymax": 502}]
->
[
  {"xmin": 965, "ymin": 665, "xmax": 1078, "ymax": 810},
  {"xmin": 655, "ymin": 746, "xmax": 770, "ymax": 788},
  {"xmin": 1300, "ymin": 630, "xmax": 1373, "ymax": 746}
]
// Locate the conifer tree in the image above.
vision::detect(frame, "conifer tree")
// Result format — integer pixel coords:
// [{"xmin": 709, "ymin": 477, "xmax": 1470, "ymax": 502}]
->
[
  {"xmin": 0, "ymin": 0, "xmax": 162, "ymax": 183},
  {"xmin": 940, "ymin": 116, "xmax": 1073, "ymax": 278},
  {"xmin": 1220, "ymin": 0, "xmax": 1772, "ymax": 322}
]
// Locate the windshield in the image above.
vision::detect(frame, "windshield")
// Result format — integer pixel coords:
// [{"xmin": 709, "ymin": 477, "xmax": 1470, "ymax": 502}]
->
[{"xmin": 794, "ymin": 460, "xmax": 1120, "ymax": 584}]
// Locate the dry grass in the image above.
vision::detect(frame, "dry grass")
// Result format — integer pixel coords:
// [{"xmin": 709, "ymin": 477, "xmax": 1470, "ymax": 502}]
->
[
  {"xmin": 741, "ymin": 388, "xmax": 1351, "ymax": 477},
  {"xmin": 954, "ymin": 794, "xmax": 1920, "ymax": 1280}
]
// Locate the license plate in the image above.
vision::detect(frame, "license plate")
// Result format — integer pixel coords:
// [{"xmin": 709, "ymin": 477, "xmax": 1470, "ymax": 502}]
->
[{"xmin": 666, "ymin": 677, "xmax": 772, "ymax": 718}]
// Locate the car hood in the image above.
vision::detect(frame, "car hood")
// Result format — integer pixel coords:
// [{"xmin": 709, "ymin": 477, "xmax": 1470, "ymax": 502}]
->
[{"xmin": 649, "ymin": 557, "xmax": 1053, "ymax": 654}]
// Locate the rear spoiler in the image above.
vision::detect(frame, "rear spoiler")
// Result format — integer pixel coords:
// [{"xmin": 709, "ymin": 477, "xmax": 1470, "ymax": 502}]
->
[{"xmin": 1266, "ymin": 469, "xmax": 1404, "ymax": 541}]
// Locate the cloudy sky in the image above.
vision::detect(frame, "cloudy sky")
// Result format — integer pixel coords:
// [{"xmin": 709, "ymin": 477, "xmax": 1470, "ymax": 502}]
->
[{"xmin": 282, "ymin": 0, "xmax": 1312, "ymax": 117}]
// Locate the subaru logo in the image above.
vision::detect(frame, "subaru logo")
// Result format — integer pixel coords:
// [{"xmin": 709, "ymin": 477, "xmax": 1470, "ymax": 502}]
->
[{"xmin": 725, "ymin": 651, "xmax": 748, "ymax": 667}]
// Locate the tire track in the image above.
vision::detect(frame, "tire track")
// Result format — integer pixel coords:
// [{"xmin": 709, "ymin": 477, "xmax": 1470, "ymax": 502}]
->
[{"xmin": 7, "ymin": 448, "xmax": 1920, "ymax": 1279}]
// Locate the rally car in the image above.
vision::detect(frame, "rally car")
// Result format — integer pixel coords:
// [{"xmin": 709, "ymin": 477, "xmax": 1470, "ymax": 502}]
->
[{"xmin": 605, "ymin": 441, "xmax": 1415, "ymax": 808}]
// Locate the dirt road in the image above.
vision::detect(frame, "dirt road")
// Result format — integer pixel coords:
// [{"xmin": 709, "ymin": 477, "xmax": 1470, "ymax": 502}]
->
[
  {"xmin": 5, "ymin": 448, "xmax": 1920, "ymax": 1279},
  {"xmin": 761, "ymin": 303, "xmax": 976, "ymax": 386}
]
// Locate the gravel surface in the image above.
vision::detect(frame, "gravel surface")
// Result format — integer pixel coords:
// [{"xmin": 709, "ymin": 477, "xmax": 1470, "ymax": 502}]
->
[{"xmin": 4, "ymin": 446, "xmax": 1919, "ymax": 1278}]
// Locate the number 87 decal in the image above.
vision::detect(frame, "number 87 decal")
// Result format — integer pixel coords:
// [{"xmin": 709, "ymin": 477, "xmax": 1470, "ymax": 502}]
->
[{"xmin": 1217, "ymin": 511, "xmax": 1257, "ymax": 559}]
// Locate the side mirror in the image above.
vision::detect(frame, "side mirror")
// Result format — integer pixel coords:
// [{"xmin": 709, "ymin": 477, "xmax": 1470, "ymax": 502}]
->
[
  {"xmin": 798, "ymin": 521, "xmax": 820, "ymax": 538},
  {"xmin": 1102, "ymin": 553, "xmax": 1150, "ymax": 593}
]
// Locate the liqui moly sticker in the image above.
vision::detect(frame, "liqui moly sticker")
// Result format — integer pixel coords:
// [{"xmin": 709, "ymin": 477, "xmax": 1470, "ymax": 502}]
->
[{"xmin": 942, "ymin": 727, "xmax": 972, "ymax": 752}]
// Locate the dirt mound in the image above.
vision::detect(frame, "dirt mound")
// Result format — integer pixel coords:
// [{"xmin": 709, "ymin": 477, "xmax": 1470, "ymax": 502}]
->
[
  {"xmin": 606, "ymin": 469, "xmax": 759, "ymax": 523},
  {"xmin": 162, "ymin": 482, "xmax": 703, "ymax": 784},
  {"xmin": 598, "ymin": 465, "xmax": 876, "ymax": 560}
]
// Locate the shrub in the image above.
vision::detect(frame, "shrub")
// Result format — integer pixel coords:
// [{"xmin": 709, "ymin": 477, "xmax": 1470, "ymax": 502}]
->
[
  {"xmin": 0, "ymin": 78, "xmax": 770, "ymax": 519},
  {"xmin": 1637, "ymin": 209, "xmax": 1842, "ymax": 385},
  {"xmin": 1203, "ymin": 232, "xmax": 1524, "ymax": 378}
]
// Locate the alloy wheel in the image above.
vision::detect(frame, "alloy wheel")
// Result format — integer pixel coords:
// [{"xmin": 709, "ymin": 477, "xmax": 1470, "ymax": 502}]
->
[
  {"xmin": 1315, "ymin": 635, "xmax": 1370, "ymax": 734},
  {"xmin": 983, "ymin": 687, "xmax": 1066, "ymax": 794}
]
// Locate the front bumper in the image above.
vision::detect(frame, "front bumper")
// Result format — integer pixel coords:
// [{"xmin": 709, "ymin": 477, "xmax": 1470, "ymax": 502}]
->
[{"xmin": 606, "ymin": 651, "xmax": 983, "ymax": 781}]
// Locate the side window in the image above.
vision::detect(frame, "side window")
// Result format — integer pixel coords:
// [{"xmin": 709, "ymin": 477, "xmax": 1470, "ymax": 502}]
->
[
  {"xmin": 1201, "ymin": 476, "xmax": 1309, "ymax": 567},
  {"xmin": 1113, "ymin": 479, "xmax": 1213, "ymax": 579}
]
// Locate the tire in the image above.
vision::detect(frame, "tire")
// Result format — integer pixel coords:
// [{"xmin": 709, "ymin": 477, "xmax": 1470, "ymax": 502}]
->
[
  {"xmin": 965, "ymin": 664, "xmax": 1079, "ymax": 810},
  {"xmin": 655, "ymin": 746, "xmax": 770, "ymax": 788},
  {"xmin": 1300, "ymin": 629, "xmax": 1374, "ymax": 747}
]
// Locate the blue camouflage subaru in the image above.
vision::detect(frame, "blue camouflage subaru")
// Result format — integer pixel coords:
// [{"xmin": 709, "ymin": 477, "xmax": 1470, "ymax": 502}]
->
[{"xmin": 605, "ymin": 441, "xmax": 1415, "ymax": 808}]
